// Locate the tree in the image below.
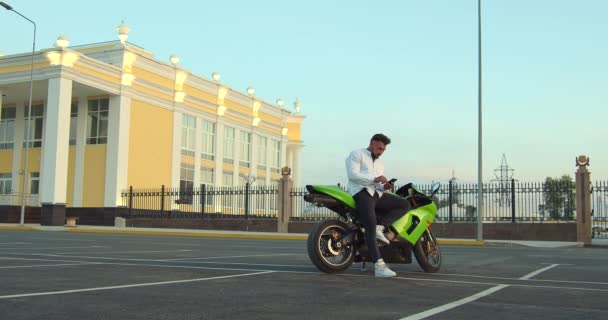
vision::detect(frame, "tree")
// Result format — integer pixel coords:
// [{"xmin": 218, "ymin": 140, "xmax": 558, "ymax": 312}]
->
[{"xmin": 539, "ymin": 175, "xmax": 575, "ymax": 221}]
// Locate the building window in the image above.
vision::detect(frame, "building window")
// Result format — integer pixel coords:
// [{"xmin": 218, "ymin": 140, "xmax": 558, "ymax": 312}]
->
[
  {"xmin": 200, "ymin": 167, "xmax": 214, "ymax": 185},
  {"xmin": 201, "ymin": 120, "xmax": 215, "ymax": 161},
  {"xmin": 30, "ymin": 172, "xmax": 39, "ymax": 195},
  {"xmin": 200, "ymin": 167, "xmax": 214, "ymax": 206},
  {"xmin": 0, "ymin": 173, "xmax": 12, "ymax": 194},
  {"xmin": 179, "ymin": 163, "xmax": 194, "ymax": 204},
  {"xmin": 270, "ymin": 139, "xmax": 281, "ymax": 172},
  {"xmin": 87, "ymin": 98, "xmax": 109, "ymax": 145},
  {"xmin": 0, "ymin": 106, "xmax": 16, "ymax": 150},
  {"xmin": 181, "ymin": 114, "xmax": 196, "ymax": 157},
  {"xmin": 257, "ymin": 136, "xmax": 267, "ymax": 170},
  {"xmin": 23, "ymin": 104, "xmax": 44, "ymax": 148},
  {"xmin": 222, "ymin": 171, "xmax": 234, "ymax": 186},
  {"xmin": 223, "ymin": 127, "xmax": 235, "ymax": 163},
  {"xmin": 69, "ymin": 101, "xmax": 78, "ymax": 146},
  {"xmin": 238, "ymin": 131, "xmax": 251, "ymax": 168}
]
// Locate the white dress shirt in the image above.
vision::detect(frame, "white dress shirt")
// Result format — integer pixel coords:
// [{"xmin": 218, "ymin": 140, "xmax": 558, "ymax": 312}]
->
[{"xmin": 345, "ymin": 148, "xmax": 386, "ymax": 197}]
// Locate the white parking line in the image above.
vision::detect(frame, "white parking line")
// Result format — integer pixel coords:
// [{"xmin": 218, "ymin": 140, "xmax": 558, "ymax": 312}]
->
[
  {"xmin": 27, "ymin": 237, "xmax": 97, "ymax": 242},
  {"xmin": 0, "ymin": 246, "xmax": 106, "ymax": 250},
  {"xmin": 0, "ymin": 262, "xmax": 103, "ymax": 269},
  {"xmin": 4, "ymin": 252, "xmax": 298, "ymax": 262},
  {"xmin": 162, "ymin": 253, "xmax": 298, "ymax": 261},
  {"xmin": 55, "ymin": 249, "xmax": 194, "ymax": 255},
  {"xmin": 0, "ymin": 256, "xmax": 97, "ymax": 263},
  {"xmin": 0, "ymin": 271, "xmax": 275, "ymax": 300},
  {"xmin": 400, "ymin": 285, "xmax": 509, "ymax": 320},
  {"xmin": 519, "ymin": 264, "xmax": 559, "ymax": 280},
  {"xmin": 398, "ymin": 264, "xmax": 562, "ymax": 320}
]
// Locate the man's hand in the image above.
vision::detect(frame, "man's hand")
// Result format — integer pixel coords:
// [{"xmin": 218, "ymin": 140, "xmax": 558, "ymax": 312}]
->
[
  {"xmin": 374, "ymin": 176, "xmax": 387, "ymax": 184},
  {"xmin": 384, "ymin": 180, "xmax": 395, "ymax": 191}
]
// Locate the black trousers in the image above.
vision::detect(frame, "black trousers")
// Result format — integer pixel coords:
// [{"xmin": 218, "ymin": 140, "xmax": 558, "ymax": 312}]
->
[{"xmin": 353, "ymin": 190, "xmax": 410, "ymax": 262}]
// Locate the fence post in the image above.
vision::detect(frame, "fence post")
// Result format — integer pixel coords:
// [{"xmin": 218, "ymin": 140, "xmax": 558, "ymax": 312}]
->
[
  {"xmin": 511, "ymin": 179, "xmax": 516, "ymax": 223},
  {"xmin": 161, "ymin": 185, "xmax": 165, "ymax": 216},
  {"xmin": 278, "ymin": 167, "xmax": 293, "ymax": 233},
  {"xmin": 448, "ymin": 180, "xmax": 453, "ymax": 223},
  {"xmin": 201, "ymin": 184, "xmax": 206, "ymax": 217},
  {"xmin": 245, "ymin": 182, "xmax": 250, "ymax": 219},
  {"xmin": 129, "ymin": 186, "xmax": 133, "ymax": 215},
  {"xmin": 575, "ymin": 155, "xmax": 592, "ymax": 247}
]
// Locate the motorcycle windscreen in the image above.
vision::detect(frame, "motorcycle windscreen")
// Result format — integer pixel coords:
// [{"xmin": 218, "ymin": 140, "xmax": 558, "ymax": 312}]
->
[{"xmin": 391, "ymin": 202, "xmax": 437, "ymax": 245}]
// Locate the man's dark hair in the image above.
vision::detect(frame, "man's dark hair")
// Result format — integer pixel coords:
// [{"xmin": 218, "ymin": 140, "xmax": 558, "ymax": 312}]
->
[{"xmin": 370, "ymin": 133, "xmax": 391, "ymax": 145}]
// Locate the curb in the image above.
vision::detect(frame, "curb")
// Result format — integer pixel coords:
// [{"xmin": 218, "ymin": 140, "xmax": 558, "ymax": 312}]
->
[
  {"xmin": 438, "ymin": 239, "xmax": 485, "ymax": 246},
  {"xmin": 0, "ymin": 225, "xmax": 40, "ymax": 231}
]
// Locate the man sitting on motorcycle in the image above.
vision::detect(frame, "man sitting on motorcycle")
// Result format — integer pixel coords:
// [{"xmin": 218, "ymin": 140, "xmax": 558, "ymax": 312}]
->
[{"xmin": 345, "ymin": 133, "xmax": 410, "ymax": 278}]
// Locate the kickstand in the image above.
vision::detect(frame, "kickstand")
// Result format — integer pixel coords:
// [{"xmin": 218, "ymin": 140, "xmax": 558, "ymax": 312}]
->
[{"xmin": 361, "ymin": 261, "xmax": 368, "ymax": 272}]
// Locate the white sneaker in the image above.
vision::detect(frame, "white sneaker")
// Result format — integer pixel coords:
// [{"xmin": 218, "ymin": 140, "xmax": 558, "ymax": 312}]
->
[
  {"xmin": 375, "ymin": 259, "xmax": 396, "ymax": 278},
  {"xmin": 376, "ymin": 225, "xmax": 390, "ymax": 245}
]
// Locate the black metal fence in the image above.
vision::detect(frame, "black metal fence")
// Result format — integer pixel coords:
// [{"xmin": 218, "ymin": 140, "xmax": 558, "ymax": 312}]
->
[
  {"xmin": 121, "ymin": 184, "xmax": 278, "ymax": 219},
  {"xmin": 121, "ymin": 180, "xmax": 607, "ymax": 226},
  {"xmin": 291, "ymin": 180, "xmax": 589, "ymax": 223},
  {"xmin": 592, "ymin": 181, "xmax": 608, "ymax": 239},
  {"xmin": 290, "ymin": 186, "xmax": 347, "ymax": 221}
]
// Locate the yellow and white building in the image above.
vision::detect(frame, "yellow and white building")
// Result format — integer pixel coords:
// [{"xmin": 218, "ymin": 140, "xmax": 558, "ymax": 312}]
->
[{"xmin": 0, "ymin": 23, "xmax": 305, "ymax": 224}]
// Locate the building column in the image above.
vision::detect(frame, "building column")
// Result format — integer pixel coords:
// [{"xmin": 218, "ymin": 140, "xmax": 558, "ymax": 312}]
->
[
  {"xmin": 291, "ymin": 142, "xmax": 303, "ymax": 188},
  {"xmin": 280, "ymin": 135, "xmax": 288, "ymax": 170},
  {"xmin": 40, "ymin": 77, "xmax": 72, "ymax": 225},
  {"xmin": 72, "ymin": 96, "xmax": 88, "ymax": 207},
  {"xmin": 286, "ymin": 145, "xmax": 294, "ymax": 173},
  {"xmin": 232, "ymin": 128, "xmax": 239, "ymax": 186},
  {"xmin": 104, "ymin": 95, "xmax": 131, "ymax": 207},
  {"xmin": 11, "ymin": 98, "xmax": 25, "ymax": 199},
  {"xmin": 265, "ymin": 138, "xmax": 273, "ymax": 185},
  {"xmin": 170, "ymin": 112, "xmax": 182, "ymax": 189},
  {"xmin": 214, "ymin": 118, "xmax": 225, "ymax": 186},
  {"xmin": 250, "ymin": 129, "xmax": 259, "ymax": 179},
  {"xmin": 193, "ymin": 117, "xmax": 203, "ymax": 188}
]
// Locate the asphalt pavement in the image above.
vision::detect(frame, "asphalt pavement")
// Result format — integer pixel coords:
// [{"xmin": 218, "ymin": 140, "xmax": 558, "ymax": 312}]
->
[{"xmin": 1, "ymin": 227, "xmax": 607, "ymax": 319}]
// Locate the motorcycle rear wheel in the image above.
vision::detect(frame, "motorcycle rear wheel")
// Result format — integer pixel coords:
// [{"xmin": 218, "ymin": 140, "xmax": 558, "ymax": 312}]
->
[
  {"xmin": 413, "ymin": 229, "xmax": 441, "ymax": 273},
  {"xmin": 307, "ymin": 219, "xmax": 355, "ymax": 273}
]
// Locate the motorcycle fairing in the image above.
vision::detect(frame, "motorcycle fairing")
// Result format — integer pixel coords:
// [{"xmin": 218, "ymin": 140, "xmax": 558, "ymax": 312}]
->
[{"xmin": 391, "ymin": 202, "xmax": 437, "ymax": 245}]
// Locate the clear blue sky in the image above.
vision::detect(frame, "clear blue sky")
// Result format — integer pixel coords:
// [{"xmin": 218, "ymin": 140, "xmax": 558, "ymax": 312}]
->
[{"xmin": 2, "ymin": 0, "xmax": 606, "ymax": 186}]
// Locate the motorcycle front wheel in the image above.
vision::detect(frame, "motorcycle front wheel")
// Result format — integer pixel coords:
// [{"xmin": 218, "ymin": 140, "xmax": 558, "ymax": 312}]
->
[
  {"xmin": 413, "ymin": 228, "xmax": 441, "ymax": 273},
  {"xmin": 307, "ymin": 219, "xmax": 355, "ymax": 273}
]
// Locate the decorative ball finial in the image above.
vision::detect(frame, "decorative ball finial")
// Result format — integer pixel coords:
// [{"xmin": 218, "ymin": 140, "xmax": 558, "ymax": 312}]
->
[
  {"xmin": 117, "ymin": 21, "xmax": 130, "ymax": 44},
  {"xmin": 54, "ymin": 35, "xmax": 69, "ymax": 48},
  {"xmin": 294, "ymin": 98, "xmax": 301, "ymax": 113},
  {"xmin": 170, "ymin": 54, "xmax": 180, "ymax": 65}
]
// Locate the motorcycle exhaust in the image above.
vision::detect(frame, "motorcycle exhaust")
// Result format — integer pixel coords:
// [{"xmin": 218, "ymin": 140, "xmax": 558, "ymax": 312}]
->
[{"xmin": 304, "ymin": 193, "xmax": 340, "ymax": 207}]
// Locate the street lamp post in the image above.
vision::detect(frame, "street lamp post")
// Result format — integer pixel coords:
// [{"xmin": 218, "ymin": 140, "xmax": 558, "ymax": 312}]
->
[
  {"xmin": 1, "ymin": 2, "xmax": 37, "ymax": 225},
  {"xmin": 477, "ymin": 0, "xmax": 484, "ymax": 240}
]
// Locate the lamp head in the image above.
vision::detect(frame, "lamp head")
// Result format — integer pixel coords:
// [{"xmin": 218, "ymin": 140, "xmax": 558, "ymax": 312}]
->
[{"xmin": 0, "ymin": 2, "xmax": 13, "ymax": 10}]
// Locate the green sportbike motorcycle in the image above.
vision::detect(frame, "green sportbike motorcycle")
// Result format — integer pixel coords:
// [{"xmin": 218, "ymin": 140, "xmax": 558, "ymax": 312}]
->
[{"xmin": 304, "ymin": 182, "xmax": 442, "ymax": 273}]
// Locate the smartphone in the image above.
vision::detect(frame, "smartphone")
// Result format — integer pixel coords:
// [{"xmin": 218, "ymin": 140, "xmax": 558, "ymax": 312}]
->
[{"xmin": 388, "ymin": 178, "xmax": 397, "ymax": 184}]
